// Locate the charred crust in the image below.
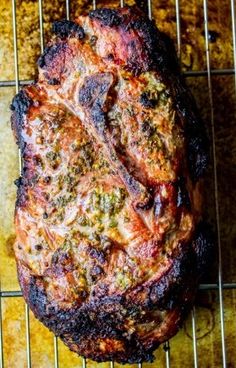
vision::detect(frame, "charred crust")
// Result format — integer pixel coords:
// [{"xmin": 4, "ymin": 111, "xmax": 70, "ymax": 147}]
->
[
  {"xmin": 78, "ymin": 72, "xmax": 114, "ymax": 132},
  {"xmin": 51, "ymin": 248, "xmax": 74, "ymax": 275},
  {"xmin": 139, "ymin": 91, "xmax": 157, "ymax": 108},
  {"xmin": 10, "ymin": 89, "xmax": 33, "ymax": 118},
  {"xmin": 15, "ymin": 170, "xmax": 30, "ymax": 208},
  {"xmin": 192, "ymin": 221, "xmax": 215, "ymax": 274},
  {"xmin": 90, "ymin": 265, "xmax": 104, "ymax": 281},
  {"xmin": 28, "ymin": 276, "xmax": 49, "ymax": 318},
  {"xmin": 21, "ymin": 220, "xmax": 213, "ymax": 364},
  {"xmin": 175, "ymin": 176, "xmax": 191, "ymax": 209},
  {"xmin": 174, "ymin": 79, "xmax": 209, "ymax": 180},
  {"xmin": 106, "ymin": 53, "xmax": 114, "ymax": 61},
  {"xmin": 37, "ymin": 42, "xmax": 70, "ymax": 85},
  {"xmin": 135, "ymin": 0, "xmax": 149, "ymax": 14},
  {"xmin": 149, "ymin": 246, "xmax": 196, "ymax": 311},
  {"xmin": 78, "ymin": 72, "xmax": 113, "ymax": 107},
  {"xmin": 44, "ymin": 175, "xmax": 51, "ymax": 184},
  {"xmin": 26, "ymin": 277, "xmax": 154, "ymax": 363},
  {"xmin": 88, "ymin": 247, "xmax": 106, "ymax": 264},
  {"xmin": 91, "ymin": 103, "xmax": 106, "ymax": 132},
  {"xmin": 11, "ymin": 89, "xmax": 33, "ymax": 147},
  {"xmin": 90, "ymin": 7, "xmax": 178, "ymax": 75},
  {"xmin": 141, "ymin": 120, "xmax": 156, "ymax": 138},
  {"xmin": 135, "ymin": 194, "xmax": 153, "ymax": 210},
  {"xmin": 10, "ymin": 89, "xmax": 34, "ymax": 140},
  {"xmin": 37, "ymin": 46, "xmax": 49, "ymax": 68},
  {"xmin": 125, "ymin": 15, "xmax": 179, "ymax": 75},
  {"xmin": 148, "ymin": 222, "xmax": 214, "ymax": 312},
  {"xmin": 15, "ymin": 183, "xmax": 26, "ymax": 209},
  {"xmin": 187, "ymin": 131, "xmax": 209, "ymax": 181},
  {"xmin": 89, "ymin": 8, "xmax": 122, "ymax": 27},
  {"xmin": 52, "ymin": 20, "xmax": 85, "ymax": 40},
  {"xmin": 37, "ymin": 43, "xmax": 67, "ymax": 69},
  {"xmin": 47, "ymin": 78, "xmax": 60, "ymax": 85},
  {"xmin": 78, "ymin": 77, "xmax": 97, "ymax": 106},
  {"xmin": 15, "ymin": 191, "xmax": 27, "ymax": 209},
  {"xmin": 14, "ymin": 177, "xmax": 23, "ymax": 188}
]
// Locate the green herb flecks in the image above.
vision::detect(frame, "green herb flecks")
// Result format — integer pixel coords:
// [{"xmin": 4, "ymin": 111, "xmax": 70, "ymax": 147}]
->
[
  {"xmin": 89, "ymin": 187, "xmax": 127, "ymax": 216},
  {"xmin": 115, "ymin": 269, "xmax": 133, "ymax": 290},
  {"xmin": 45, "ymin": 150, "xmax": 61, "ymax": 169}
]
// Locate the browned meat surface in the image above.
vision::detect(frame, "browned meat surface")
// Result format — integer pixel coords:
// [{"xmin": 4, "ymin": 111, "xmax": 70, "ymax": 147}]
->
[{"xmin": 11, "ymin": 6, "xmax": 213, "ymax": 363}]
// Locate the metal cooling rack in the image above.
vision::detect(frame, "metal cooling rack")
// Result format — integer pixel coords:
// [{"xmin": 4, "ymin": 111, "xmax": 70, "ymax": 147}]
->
[{"xmin": 0, "ymin": 0, "xmax": 236, "ymax": 367}]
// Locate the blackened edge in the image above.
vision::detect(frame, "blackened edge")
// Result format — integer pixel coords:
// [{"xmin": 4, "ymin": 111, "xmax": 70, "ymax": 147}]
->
[
  {"xmin": 52, "ymin": 20, "xmax": 85, "ymax": 40},
  {"xmin": 10, "ymin": 89, "xmax": 33, "ymax": 124},
  {"xmin": 89, "ymin": 8, "xmax": 122, "ymax": 27},
  {"xmin": 192, "ymin": 221, "xmax": 215, "ymax": 274},
  {"xmin": 10, "ymin": 89, "xmax": 33, "ymax": 148},
  {"xmin": 37, "ymin": 43, "xmax": 67, "ymax": 69},
  {"xmin": 149, "ymin": 246, "xmax": 196, "ymax": 311},
  {"xmin": 26, "ymin": 276, "xmax": 155, "ymax": 363},
  {"xmin": 174, "ymin": 78, "xmax": 209, "ymax": 181}
]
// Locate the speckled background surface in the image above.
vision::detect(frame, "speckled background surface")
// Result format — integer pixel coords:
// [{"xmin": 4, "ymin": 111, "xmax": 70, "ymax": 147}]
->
[{"xmin": 0, "ymin": 0, "xmax": 235, "ymax": 367}]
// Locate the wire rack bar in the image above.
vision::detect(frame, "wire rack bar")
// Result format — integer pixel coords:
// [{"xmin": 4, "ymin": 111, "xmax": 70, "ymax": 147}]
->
[
  {"xmin": 203, "ymin": 1, "xmax": 227, "ymax": 367},
  {"xmin": 199, "ymin": 283, "xmax": 236, "ymax": 290},
  {"xmin": 92, "ymin": 0, "xmax": 96, "ymax": 10},
  {"xmin": 0, "ymin": 80, "xmax": 34, "ymax": 87},
  {"xmin": 120, "ymin": 0, "xmax": 124, "ymax": 7},
  {"xmin": 0, "ymin": 291, "xmax": 22, "ymax": 297},
  {"xmin": 183, "ymin": 68, "xmax": 235, "ymax": 77},
  {"xmin": 175, "ymin": 0, "xmax": 181, "ymax": 62},
  {"xmin": 231, "ymin": 0, "xmax": 236, "ymax": 93},
  {"xmin": 164, "ymin": 341, "xmax": 170, "ymax": 368},
  {"xmin": 38, "ymin": 0, "xmax": 44, "ymax": 53},
  {"xmin": 66, "ymin": 0, "xmax": 70, "ymax": 20},
  {"xmin": 54, "ymin": 336, "xmax": 59, "ymax": 368},
  {"xmin": 192, "ymin": 307, "xmax": 198, "ymax": 368},
  {"xmin": 0, "ymin": 297, "xmax": 4, "ymax": 368},
  {"xmin": 25, "ymin": 304, "xmax": 32, "ymax": 368},
  {"xmin": 110, "ymin": 361, "xmax": 114, "ymax": 368},
  {"xmin": 11, "ymin": 0, "xmax": 19, "ymax": 93},
  {"xmin": 147, "ymin": 0, "xmax": 152, "ymax": 20},
  {"xmin": 82, "ymin": 358, "xmax": 87, "ymax": 368},
  {"xmin": 137, "ymin": 363, "xmax": 142, "ymax": 368}
]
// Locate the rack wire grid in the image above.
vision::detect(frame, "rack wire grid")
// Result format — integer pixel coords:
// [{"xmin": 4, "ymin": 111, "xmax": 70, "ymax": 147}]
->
[{"xmin": 0, "ymin": 0, "xmax": 235, "ymax": 367}]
